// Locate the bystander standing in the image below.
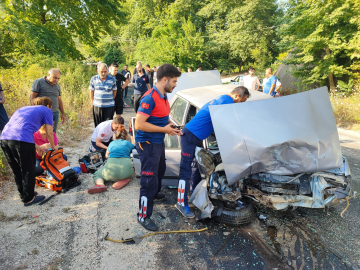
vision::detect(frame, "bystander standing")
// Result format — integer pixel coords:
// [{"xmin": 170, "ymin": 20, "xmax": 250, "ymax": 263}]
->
[
  {"xmin": 109, "ymin": 63, "xmax": 129, "ymax": 116},
  {"xmin": 145, "ymin": 64, "xmax": 154, "ymax": 88},
  {"xmin": 153, "ymin": 66, "xmax": 157, "ymax": 85},
  {"xmin": 120, "ymin": 64, "xmax": 131, "ymax": 99},
  {"xmin": 30, "ymin": 68, "xmax": 65, "ymax": 133},
  {"xmin": 243, "ymin": 67, "xmax": 261, "ymax": 91},
  {"xmin": 131, "ymin": 63, "xmax": 150, "ymax": 113},
  {"xmin": 89, "ymin": 63, "xmax": 117, "ymax": 127},
  {"xmin": 263, "ymin": 68, "xmax": 278, "ymax": 97}
]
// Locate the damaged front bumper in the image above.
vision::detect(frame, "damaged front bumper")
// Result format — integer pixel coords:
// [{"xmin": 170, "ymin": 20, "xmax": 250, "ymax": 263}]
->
[{"xmin": 244, "ymin": 157, "xmax": 352, "ymax": 210}]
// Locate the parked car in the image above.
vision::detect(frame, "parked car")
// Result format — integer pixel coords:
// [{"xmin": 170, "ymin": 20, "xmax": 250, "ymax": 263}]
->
[
  {"xmin": 131, "ymin": 85, "xmax": 353, "ymax": 226},
  {"xmin": 228, "ymin": 75, "xmax": 264, "ymax": 92},
  {"xmin": 228, "ymin": 75, "xmax": 244, "ymax": 86}
]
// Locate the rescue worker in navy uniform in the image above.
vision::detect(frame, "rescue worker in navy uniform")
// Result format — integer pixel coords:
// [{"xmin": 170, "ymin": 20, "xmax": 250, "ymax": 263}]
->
[
  {"xmin": 135, "ymin": 64, "xmax": 182, "ymax": 231},
  {"xmin": 176, "ymin": 86, "xmax": 250, "ymax": 218}
]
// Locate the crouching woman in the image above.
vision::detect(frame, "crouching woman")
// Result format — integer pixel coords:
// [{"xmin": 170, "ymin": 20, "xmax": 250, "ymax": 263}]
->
[
  {"xmin": 88, "ymin": 126, "xmax": 134, "ymax": 194},
  {"xmin": 0, "ymin": 97, "xmax": 58, "ymax": 206}
]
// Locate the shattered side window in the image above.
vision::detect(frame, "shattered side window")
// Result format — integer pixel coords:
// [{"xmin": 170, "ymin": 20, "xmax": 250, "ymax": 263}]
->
[
  {"xmin": 186, "ymin": 104, "xmax": 197, "ymax": 124},
  {"xmin": 170, "ymin": 97, "xmax": 188, "ymax": 125},
  {"xmin": 207, "ymin": 133, "xmax": 218, "ymax": 149}
]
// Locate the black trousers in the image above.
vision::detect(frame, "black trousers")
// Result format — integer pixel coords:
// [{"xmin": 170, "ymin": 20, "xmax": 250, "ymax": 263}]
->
[
  {"xmin": 134, "ymin": 94, "xmax": 145, "ymax": 113},
  {"xmin": 1, "ymin": 140, "xmax": 36, "ymax": 203},
  {"xmin": 114, "ymin": 99, "xmax": 124, "ymax": 115},
  {"xmin": 93, "ymin": 106, "xmax": 115, "ymax": 127},
  {"xmin": 123, "ymin": 87, "xmax": 128, "ymax": 98}
]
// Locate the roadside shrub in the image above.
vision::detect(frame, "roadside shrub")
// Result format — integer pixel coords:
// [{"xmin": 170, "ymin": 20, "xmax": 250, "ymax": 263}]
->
[
  {"xmin": 0, "ymin": 57, "xmax": 95, "ymax": 144},
  {"xmin": 330, "ymin": 83, "xmax": 360, "ymax": 126}
]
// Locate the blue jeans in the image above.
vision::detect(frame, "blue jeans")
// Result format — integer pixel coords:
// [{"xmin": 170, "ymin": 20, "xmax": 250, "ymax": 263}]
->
[
  {"xmin": 53, "ymin": 111, "xmax": 59, "ymax": 134},
  {"xmin": 178, "ymin": 127, "xmax": 203, "ymax": 206}
]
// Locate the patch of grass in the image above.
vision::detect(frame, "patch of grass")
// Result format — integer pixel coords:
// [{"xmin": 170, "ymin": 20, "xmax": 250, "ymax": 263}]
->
[
  {"xmin": 330, "ymin": 85, "xmax": 360, "ymax": 128},
  {"xmin": 0, "ymin": 211, "xmax": 31, "ymax": 222},
  {"xmin": 62, "ymin": 207, "xmax": 71, "ymax": 213}
]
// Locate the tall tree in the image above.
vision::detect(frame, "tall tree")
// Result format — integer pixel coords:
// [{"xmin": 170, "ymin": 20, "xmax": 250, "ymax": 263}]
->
[
  {"xmin": 1, "ymin": 0, "xmax": 126, "ymax": 64},
  {"xmin": 278, "ymin": 0, "xmax": 360, "ymax": 91}
]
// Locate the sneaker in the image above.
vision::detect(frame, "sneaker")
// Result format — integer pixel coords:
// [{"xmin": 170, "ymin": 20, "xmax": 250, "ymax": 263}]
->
[
  {"xmin": 123, "ymin": 103, "xmax": 131, "ymax": 108},
  {"xmin": 154, "ymin": 192, "xmax": 165, "ymax": 200},
  {"xmin": 138, "ymin": 218, "xmax": 158, "ymax": 231},
  {"xmin": 24, "ymin": 195, "xmax": 45, "ymax": 206},
  {"xmin": 175, "ymin": 203, "xmax": 195, "ymax": 218},
  {"xmin": 21, "ymin": 191, "xmax": 38, "ymax": 202}
]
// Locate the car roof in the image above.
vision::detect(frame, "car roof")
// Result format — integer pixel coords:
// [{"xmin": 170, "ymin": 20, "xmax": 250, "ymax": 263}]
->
[{"xmin": 174, "ymin": 84, "xmax": 272, "ymax": 108}]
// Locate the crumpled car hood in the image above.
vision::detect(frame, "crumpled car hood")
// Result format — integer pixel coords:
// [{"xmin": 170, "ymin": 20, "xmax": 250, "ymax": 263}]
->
[{"xmin": 209, "ymin": 87, "xmax": 343, "ymax": 186}]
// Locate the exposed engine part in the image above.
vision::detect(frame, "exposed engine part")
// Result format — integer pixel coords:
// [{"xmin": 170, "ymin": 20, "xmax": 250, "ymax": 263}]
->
[
  {"xmin": 209, "ymin": 171, "xmax": 241, "ymax": 202},
  {"xmin": 195, "ymin": 147, "xmax": 215, "ymax": 177}
]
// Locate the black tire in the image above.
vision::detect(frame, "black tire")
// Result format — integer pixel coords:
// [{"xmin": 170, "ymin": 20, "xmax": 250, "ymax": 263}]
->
[{"xmin": 214, "ymin": 202, "xmax": 255, "ymax": 226}]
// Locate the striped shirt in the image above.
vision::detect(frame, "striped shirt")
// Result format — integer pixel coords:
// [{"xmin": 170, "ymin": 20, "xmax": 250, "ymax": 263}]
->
[{"xmin": 89, "ymin": 75, "xmax": 117, "ymax": 108}]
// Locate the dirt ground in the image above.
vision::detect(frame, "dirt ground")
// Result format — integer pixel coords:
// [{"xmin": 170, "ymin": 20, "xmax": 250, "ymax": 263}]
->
[{"xmin": 1, "ymin": 100, "xmax": 360, "ymax": 269}]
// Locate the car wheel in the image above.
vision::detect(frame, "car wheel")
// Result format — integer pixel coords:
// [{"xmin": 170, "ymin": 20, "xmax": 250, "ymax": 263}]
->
[{"xmin": 214, "ymin": 201, "xmax": 255, "ymax": 226}]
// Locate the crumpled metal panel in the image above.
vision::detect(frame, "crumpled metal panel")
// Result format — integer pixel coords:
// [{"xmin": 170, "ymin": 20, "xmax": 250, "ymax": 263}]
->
[
  {"xmin": 189, "ymin": 179, "xmax": 214, "ymax": 219},
  {"xmin": 210, "ymin": 87, "xmax": 343, "ymax": 185}
]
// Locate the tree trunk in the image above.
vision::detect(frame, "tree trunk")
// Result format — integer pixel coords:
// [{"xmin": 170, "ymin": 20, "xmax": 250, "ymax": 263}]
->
[
  {"xmin": 328, "ymin": 72, "xmax": 336, "ymax": 93},
  {"xmin": 324, "ymin": 47, "xmax": 335, "ymax": 93},
  {"xmin": 238, "ymin": 60, "xmax": 243, "ymax": 72}
]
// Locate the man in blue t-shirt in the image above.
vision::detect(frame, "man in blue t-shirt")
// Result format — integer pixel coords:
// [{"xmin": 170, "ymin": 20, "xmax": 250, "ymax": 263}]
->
[
  {"xmin": 131, "ymin": 63, "xmax": 151, "ymax": 113},
  {"xmin": 135, "ymin": 64, "xmax": 182, "ymax": 231},
  {"xmin": 263, "ymin": 68, "xmax": 277, "ymax": 97},
  {"xmin": 176, "ymin": 86, "xmax": 250, "ymax": 218}
]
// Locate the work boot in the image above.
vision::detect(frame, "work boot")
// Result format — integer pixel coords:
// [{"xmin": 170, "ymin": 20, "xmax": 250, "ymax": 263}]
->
[
  {"xmin": 138, "ymin": 218, "xmax": 159, "ymax": 231},
  {"xmin": 154, "ymin": 192, "xmax": 165, "ymax": 200},
  {"xmin": 175, "ymin": 203, "xmax": 195, "ymax": 218}
]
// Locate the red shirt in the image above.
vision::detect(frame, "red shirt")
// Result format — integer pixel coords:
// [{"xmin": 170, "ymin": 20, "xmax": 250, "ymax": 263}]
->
[{"xmin": 33, "ymin": 131, "xmax": 58, "ymax": 159}]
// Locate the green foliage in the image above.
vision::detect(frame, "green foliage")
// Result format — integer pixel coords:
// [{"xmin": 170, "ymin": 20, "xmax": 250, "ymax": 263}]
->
[
  {"xmin": 114, "ymin": 0, "xmax": 279, "ymax": 71},
  {"xmin": 278, "ymin": 0, "xmax": 360, "ymax": 88},
  {"xmin": 0, "ymin": 0, "xmax": 127, "ymax": 66},
  {"xmin": 337, "ymin": 78, "xmax": 354, "ymax": 93},
  {"xmin": 103, "ymin": 46, "xmax": 125, "ymax": 65}
]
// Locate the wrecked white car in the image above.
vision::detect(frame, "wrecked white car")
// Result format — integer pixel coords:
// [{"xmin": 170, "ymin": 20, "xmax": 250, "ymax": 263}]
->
[{"xmin": 132, "ymin": 84, "xmax": 352, "ymax": 226}]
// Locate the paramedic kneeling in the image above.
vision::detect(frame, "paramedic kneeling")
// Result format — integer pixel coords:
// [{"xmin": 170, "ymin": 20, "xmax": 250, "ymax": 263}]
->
[
  {"xmin": 90, "ymin": 115, "xmax": 124, "ymax": 155},
  {"xmin": 0, "ymin": 97, "xmax": 58, "ymax": 206},
  {"xmin": 176, "ymin": 86, "xmax": 250, "ymax": 218},
  {"xmin": 135, "ymin": 64, "xmax": 182, "ymax": 231}
]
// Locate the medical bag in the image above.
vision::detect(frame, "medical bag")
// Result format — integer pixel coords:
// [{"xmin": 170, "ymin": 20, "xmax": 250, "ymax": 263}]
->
[
  {"xmin": 35, "ymin": 148, "xmax": 81, "ymax": 192},
  {"xmin": 78, "ymin": 151, "xmax": 104, "ymax": 173}
]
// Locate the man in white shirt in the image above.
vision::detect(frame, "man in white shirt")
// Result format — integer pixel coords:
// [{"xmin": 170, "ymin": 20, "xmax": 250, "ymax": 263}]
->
[
  {"xmin": 90, "ymin": 115, "xmax": 123, "ymax": 152},
  {"xmin": 243, "ymin": 67, "xmax": 261, "ymax": 91}
]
